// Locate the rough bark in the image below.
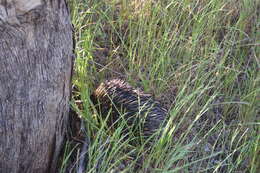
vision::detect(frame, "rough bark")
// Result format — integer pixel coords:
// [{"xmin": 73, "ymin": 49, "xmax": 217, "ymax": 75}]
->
[{"xmin": 0, "ymin": 0, "xmax": 73, "ymax": 172}]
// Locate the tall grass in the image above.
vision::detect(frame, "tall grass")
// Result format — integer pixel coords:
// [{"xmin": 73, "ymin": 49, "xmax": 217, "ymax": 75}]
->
[{"xmin": 61, "ymin": 0, "xmax": 260, "ymax": 172}]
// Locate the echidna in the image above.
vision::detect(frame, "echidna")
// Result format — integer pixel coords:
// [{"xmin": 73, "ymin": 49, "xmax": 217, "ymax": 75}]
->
[{"xmin": 90, "ymin": 79, "xmax": 167, "ymax": 137}]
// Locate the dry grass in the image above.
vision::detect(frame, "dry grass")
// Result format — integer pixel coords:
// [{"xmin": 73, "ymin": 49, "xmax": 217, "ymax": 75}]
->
[{"xmin": 61, "ymin": 0, "xmax": 260, "ymax": 172}]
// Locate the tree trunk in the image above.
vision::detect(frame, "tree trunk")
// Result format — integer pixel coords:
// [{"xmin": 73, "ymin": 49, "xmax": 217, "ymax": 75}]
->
[{"xmin": 0, "ymin": 0, "xmax": 73, "ymax": 172}]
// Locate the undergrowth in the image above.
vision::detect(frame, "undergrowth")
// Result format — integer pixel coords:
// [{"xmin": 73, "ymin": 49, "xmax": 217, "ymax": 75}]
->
[{"xmin": 61, "ymin": 0, "xmax": 259, "ymax": 172}]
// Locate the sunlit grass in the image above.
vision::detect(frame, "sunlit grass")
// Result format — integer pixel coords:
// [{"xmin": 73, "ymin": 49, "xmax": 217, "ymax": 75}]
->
[{"xmin": 62, "ymin": 0, "xmax": 259, "ymax": 172}]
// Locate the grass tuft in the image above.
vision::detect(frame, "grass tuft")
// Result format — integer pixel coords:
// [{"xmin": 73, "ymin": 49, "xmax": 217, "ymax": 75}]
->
[{"xmin": 63, "ymin": 0, "xmax": 260, "ymax": 172}]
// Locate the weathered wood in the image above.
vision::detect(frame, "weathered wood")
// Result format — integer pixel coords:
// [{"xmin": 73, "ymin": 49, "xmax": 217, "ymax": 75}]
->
[{"xmin": 0, "ymin": 0, "xmax": 73, "ymax": 172}]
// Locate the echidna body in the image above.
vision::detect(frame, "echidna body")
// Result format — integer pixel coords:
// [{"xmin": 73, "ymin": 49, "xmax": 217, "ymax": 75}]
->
[{"xmin": 91, "ymin": 79, "xmax": 167, "ymax": 137}]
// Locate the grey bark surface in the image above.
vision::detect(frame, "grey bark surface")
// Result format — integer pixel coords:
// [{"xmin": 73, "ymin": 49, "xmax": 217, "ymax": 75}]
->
[{"xmin": 0, "ymin": 0, "xmax": 73, "ymax": 172}]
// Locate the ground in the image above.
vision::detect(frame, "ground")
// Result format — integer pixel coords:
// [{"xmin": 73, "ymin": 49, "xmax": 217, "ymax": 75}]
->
[{"xmin": 60, "ymin": 0, "xmax": 259, "ymax": 172}]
